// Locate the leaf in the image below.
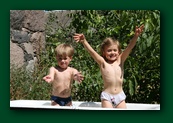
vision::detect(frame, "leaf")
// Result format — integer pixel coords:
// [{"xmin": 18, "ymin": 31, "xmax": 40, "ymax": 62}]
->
[
  {"xmin": 129, "ymin": 80, "xmax": 134, "ymax": 96},
  {"xmin": 146, "ymin": 35, "xmax": 153, "ymax": 47}
]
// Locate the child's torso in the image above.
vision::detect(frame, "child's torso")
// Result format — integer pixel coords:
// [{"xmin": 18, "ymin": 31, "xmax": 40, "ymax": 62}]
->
[
  {"xmin": 101, "ymin": 60, "xmax": 124, "ymax": 94},
  {"xmin": 52, "ymin": 67, "xmax": 74, "ymax": 98}
]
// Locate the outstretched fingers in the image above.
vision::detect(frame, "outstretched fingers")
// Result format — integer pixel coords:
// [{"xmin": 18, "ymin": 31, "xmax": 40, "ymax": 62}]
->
[
  {"xmin": 73, "ymin": 33, "xmax": 85, "ymax": 43},
  {"xmin": 135, "ymin": 25, "xmax": 144, "ymax": 36},
  {"xmin": 74, "ymin": 72, "xmax": 84, "ymax": 83},
  {"xmin": 139, "ymin": 25, "xmax": 144, "ymax": 32},
  {"xmin": 43, "ymin": 75, "xmax": 52, "ymax": 83},
  {"xmin": 73, "ymin": 35, "xmax": 80, "ymax": 42}
]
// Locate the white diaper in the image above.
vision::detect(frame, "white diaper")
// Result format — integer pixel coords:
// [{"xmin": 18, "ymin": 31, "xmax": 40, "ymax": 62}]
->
[{"xmin": 100, "ymin": 91, "xmax": 126, "ymax": 107}]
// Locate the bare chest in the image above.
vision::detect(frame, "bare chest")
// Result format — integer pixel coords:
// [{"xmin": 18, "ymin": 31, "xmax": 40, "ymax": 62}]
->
[
  {"xmin": 104, "ymin": 63, "xmax": 122, "ymax": 74},
  {"xmin": 101, "ymin": 62, "xmax": 123, "ymax": 82},
  {"xmin": 54, "ymin": 68, "xmax": 73, "ymax": 83}
]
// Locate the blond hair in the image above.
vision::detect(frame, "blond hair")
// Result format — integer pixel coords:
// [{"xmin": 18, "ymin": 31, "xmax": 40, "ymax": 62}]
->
[
  {"xmin": 55, "ymin": 43, "xmax": 74, "ymax": 57},
  {"xmin": 100, "ymin": 37, "xmax": 121, "ymax": 59}
]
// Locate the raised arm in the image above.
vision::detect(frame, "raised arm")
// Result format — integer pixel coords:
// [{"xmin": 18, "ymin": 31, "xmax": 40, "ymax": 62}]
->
[
  {"xmin": 121, "ymin": 25, "xmax": 144, "ymax": 63},
  {"xmin": 73, "ymin": 33, "xmax": 104, "ymax": 65}
]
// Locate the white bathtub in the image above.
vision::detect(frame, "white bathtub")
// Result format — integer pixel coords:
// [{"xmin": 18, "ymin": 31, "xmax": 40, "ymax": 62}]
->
[{"xmin": 10, "ymin": 100, "xmax": 160, "ymax": 110}]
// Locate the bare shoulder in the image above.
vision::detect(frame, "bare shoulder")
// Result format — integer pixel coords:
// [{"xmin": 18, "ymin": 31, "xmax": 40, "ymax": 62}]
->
[
  {"xmin": 50, "ymin": 66, "xmax": 55, "ymax": 69},
  {"xmin": 68, "ymin": 67, "xmax": 79, "ymax": 74},
  {"xmin": 98, "ymin": 57, "xmax": 107, "ymax": 68},
  {"xmin": 70, "ymin": 67, "xmax": 78, "ymax": 71},
  {"xmin": 49, "ymin": 66, "xmax": 56, "ymax": 71},
  {"xmin": 116, "ymin": 54, "xmax": 123, "ymax": 64}
]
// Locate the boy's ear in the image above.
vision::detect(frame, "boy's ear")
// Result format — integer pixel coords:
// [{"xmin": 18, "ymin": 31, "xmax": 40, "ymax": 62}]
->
[
  {"xmin": 55, "ymin": 56, "xmax": 58, "ymax": 60},
  {"xmin": 69, "ymin": 56, "xmax": 73, "ymax": 61}
]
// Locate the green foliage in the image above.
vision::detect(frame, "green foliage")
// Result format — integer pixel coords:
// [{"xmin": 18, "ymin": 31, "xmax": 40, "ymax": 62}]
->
[
  {"xmin": 10, "ymin": 10, "xmax": 160, "ymax": 104},
  {"xmin": 10, "ymin": 65, "xmax": 51, "ymax": 100}
]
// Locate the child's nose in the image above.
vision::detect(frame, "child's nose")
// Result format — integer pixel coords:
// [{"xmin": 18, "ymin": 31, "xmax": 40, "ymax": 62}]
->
[
  {"xmin": 61, "ymin": 59, "xmax": 66, "ymax": 62},
  {"xmin": 111, "ymin": 51, "xmax": 115, "ymax": 54}
]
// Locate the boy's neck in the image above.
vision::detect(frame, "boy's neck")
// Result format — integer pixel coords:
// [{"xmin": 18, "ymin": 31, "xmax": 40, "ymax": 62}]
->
[
  {"xmin": 56, "ymin": 65, "xmax": 68, "ymax": 71},
  {"xmin": 106, "ymin": 59, "xmax": 117, "ymax": 64}
]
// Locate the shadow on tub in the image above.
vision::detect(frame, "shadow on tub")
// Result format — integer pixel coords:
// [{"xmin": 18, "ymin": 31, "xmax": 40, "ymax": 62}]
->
[
  {"xmin": 78, "ymin": 102, "xmax": 101, "ymax": 107},
  {"xmin": 42, "ymin": 102, "xmax": 51, "ymax": 106}
]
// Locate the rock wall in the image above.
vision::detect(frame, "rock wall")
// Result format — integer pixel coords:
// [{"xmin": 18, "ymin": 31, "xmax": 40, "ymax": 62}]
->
[
  {"xmin": 10, "ymin": 10, "xmax": 75, "ymax": 72},
  {"xmin": 10, "ymin": 10, "xmax": 46, "ymax": 71}
]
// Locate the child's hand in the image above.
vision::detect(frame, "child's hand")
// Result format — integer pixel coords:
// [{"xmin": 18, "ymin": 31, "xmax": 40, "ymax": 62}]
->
[
  {"xmin": 73, "ymin": 33, "xmax": 85, "ymax": 43},
  {"xmin": 135, "ymin": 25, "xmax": 144, "ymax": 37},
  {"xmin": 43, "ymin": 75, "xmax": 52, "ymax": 83},
  {"xmin": 74, "ymin": 72, "xmax": 84, "ymax": 83}
]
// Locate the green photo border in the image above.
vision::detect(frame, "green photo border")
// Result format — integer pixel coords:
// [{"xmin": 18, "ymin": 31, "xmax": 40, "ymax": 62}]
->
[{"xmin": 1, "ymin": 0, "xmax": 171, "ymax": 122}]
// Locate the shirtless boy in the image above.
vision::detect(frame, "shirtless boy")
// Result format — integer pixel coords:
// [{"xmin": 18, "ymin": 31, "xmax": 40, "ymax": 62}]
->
[{"xmin": 43, "ymin": 43, "xmax": 84, "ymax": 106}]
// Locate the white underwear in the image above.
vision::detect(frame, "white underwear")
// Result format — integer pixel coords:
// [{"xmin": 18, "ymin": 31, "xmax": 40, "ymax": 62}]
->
[{"xmin": 100, "ymin": 91, "xmax": 126, "ymax": 107}]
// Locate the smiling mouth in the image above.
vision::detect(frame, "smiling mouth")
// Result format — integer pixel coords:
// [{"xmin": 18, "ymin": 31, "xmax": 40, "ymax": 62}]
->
[
  {"xmin": 110, "ymin": 55, "xmax": 115, "ymax": 58},
  {"xmin": 61, "ymin": 63, "xmax": 66, "ymax": 66}
]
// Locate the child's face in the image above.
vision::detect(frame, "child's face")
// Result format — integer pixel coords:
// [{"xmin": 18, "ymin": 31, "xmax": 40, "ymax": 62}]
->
[
  {"xmin": 103, "ymin": 44, "xmax": 120, "ymax": 63},
  {"xmin": 56, "ymin": 55, "xmax": 72, "ymax": 69}
]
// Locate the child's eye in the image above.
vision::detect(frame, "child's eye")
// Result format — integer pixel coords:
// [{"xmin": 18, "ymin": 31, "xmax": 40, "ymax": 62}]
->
[{"xmin": 57, "ymin": 57, "xmax": 62, "ymax": 60}]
